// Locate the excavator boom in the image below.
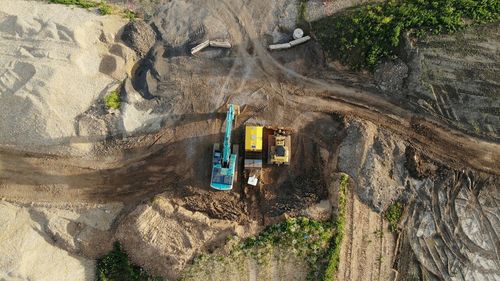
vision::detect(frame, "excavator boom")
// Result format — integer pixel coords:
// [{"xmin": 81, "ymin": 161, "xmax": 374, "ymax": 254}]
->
[{"xmin": 210, "ymin": 104, "xmax": 239, "ymax": 190}]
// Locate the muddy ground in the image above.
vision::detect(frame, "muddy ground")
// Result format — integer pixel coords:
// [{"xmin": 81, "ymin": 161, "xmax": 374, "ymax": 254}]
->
[
  {"xmin": 401, "ymin": 23, "xmax": 500, "ymax": 138},
  {"xmin": 0, "ymin": 0, "xmax": 499, "ymax": 281}
]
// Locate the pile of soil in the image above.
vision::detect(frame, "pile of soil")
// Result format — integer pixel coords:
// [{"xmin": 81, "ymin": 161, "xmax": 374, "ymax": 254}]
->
[
  {"xmin": 116, "ymin": 195, "xmax": 252, "ymax": 280},
  {"xmin": 0, "ymin": 0, "xmax": 136, "ymax": 152},
  {"xmin": 0, "ymin": 201, "xmax": 121, "ymax": 281}
]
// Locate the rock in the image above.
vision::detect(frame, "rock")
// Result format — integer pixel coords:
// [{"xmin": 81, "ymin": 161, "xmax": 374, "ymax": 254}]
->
[
  {"xmin": 374, "ymin": 59, "xmax": 409, "ymax": 93},
  {"xmin": 275, "ymin": 0, "xmax": 298, "ymax": 32},
  {"xmin": 301, "ymin": 199, "xmax": 332, "ymax": 221},
  {"xmin": 99, "ymin": 54, "xmax": 127, "ymax": 80},
  {"xmin": 121, "ymin": 20, "xmax": 156, "ymax": 57},
  {"xmin": 305, "ymin": 0, "xmax": 375, "ymax": 22}
]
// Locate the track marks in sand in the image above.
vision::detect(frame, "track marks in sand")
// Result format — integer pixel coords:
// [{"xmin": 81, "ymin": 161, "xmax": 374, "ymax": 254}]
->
[
  {"xmin": 0, "ymin": 61, "xmax": 35, "ymax": 96},
  {"xmin": 337, "ymin": 189, "xmax": 396, "ymax": 281},
  {"xmin": 0, "ymin": 15, "xmax": 75, "ymax": 42}
]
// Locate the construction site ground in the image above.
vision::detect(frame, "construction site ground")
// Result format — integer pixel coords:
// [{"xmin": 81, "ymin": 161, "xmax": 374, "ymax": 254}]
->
[{"xmin": 0, "ymin": 0, "xmax": 499, "ymax": 280}]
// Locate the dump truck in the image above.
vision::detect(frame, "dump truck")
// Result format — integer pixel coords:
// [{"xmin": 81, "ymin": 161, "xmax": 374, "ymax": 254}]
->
[
  {"xmin": 268, "ymin": 128, "xmax": 291, "ymax": 165},
  {"xmin": 244, "ymin": 125, "xmax": 263, "ymax": 186},
  {"xmin": 210, "ymin": 104, "xmax": 240, "ymax": 190}
]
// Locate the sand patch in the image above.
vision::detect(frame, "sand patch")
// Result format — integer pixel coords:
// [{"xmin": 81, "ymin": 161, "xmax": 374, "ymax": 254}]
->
[{"xmin": 0, "ymin": 0, "xmax": 135, "ymax": 150}]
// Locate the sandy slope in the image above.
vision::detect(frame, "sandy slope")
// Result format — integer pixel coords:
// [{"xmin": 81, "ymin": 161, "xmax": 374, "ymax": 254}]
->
[{"xmin": 0, "ymin": 0, "xmax": 135, "ymax": 149}]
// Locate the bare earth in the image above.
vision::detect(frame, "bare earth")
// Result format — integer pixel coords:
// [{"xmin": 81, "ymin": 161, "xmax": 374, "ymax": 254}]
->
[{"xmin": 0, "ymin": 0, "xmax": 499, "ymax": 281}]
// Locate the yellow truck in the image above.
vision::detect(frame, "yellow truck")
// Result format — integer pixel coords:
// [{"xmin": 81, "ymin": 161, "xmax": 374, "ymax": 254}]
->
[
  {"xmin": 244, "ymin": 125, "xmax": 263, "ymax": 169},
  {"xmin": 244, "ymin": 125, "xmax": 263, "ymax": 186}
]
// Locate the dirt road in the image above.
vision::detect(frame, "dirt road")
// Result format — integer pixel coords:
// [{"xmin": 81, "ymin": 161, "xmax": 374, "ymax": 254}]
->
[
  {"xmin": 0, "ymin": 0, "xmax": 499, "ymax": 205},
  {"xmin": 337, "ymin": 184, "xmax": 396, "ymax": 281}
]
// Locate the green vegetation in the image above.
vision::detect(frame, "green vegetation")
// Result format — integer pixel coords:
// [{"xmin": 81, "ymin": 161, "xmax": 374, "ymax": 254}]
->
[
  {"xmin": 104, "ymin": 90, "xmax": 121, "ymax": 110},
  {"xmin": 98, "ymin": 2, "xmax": 113, "ymax": 15},
  {"xmin": 184, "ymin": 174, "xmax": 351, "ymax": 280},
  {"xmin": 297, "ymin": 0, "xmax": 308, "ymax": 25},
  {"xmin": 96, "ymin": 242, "xmax": 164, "ymax": 281},
  {"xmin": 49, "ymin": 0, "xmax": 115, "ymax": 15},
  {"xmin": 312, "ymin": 0, "xmax": 500, "ymax": 70},
  {"xmin": 123, "ymin": 9, "xmax": 137, "ymax": 21},
  {"xmin": 385, "ymin": 202, "xmax": 403, "ymax": 232},
  {"xmin": 322, "ymin": 173, "xmax": 349, "ymax": 281},
  {"xmin": 49, "ymin": 0, "xmax": 99, "ymax": 9},
  {"xmin": 237, "ymin": 217, "xmax": 334, "ymax": 279}
]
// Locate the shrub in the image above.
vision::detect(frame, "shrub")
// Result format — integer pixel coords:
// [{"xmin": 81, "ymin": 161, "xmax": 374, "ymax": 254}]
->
[
  {"xmin": 49, "ymin": 0, "xmax": 99, "ymax": 9},
  {"xmin": 123, "ymin": 9, "xmax": 137, "ymax": 21},
  {"xmin": 99, "ymin": 2, "xmax": 113, "ymax": 15},
  {"xmin": 49, "ymin": 0, "xmax": 116, "ymax": 15},
  {"xmin": 385, "ymin": 202, "xmax": 403, "ymax": 232},
  {"xmin": 322, "ymin": 173, "xmax": 349, "ymax": 281},
  {"xmin": 237, "ymin": 216, "xmax": 334, "ymax": 277},
  {"xmin": 104, "ymin": 90, "xmax": 121, "ymax": 110},
  {"xmin": 96, "ymin": 242, "xmax": 164, "ymax": 281},
  {"xmin": 312, "ymin": 0, "xmax": 500, "ymax": 70}
]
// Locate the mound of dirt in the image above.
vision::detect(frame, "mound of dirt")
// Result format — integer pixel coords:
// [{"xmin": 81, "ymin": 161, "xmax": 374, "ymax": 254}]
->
[
  {"xmin": 374, "ymin": 59, "xmax": 408, "ymax": 93},
  {"xmin": 338, "ymin": 119, "xmax": 410, "ymax": 212},
  {"xmin": 0, "ymin": 0, "xmax": 136, "ymax": 152},
  {"xmin": 0, "ymin": 201, "xmax": 122, "ymax": 281},
  {"xmin": 116, "ymin": 194, "xmax": 256, "ymax": 280},
  {"xmin": 151, "ymin": 0, "xmax": 229, "ymax": 47},
  {"xmin": 304, "ymin": 0, "xmax": 377, "ymax": 22},
  {"xmin": 121, "ymin": 20, "xmax": 156, "ymax": 57}
]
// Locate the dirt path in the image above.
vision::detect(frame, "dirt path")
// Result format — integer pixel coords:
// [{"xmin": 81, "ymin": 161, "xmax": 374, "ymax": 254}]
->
[
  {"xmin": 212, "ymin": 0, "xmax": 500, "ymax": 175},
  {"xmin": 0, "ymin": 0, "xmax": 499, "ymax": 206},
  {"xmin": 337, "ymin": 182, "xmax": 396, "ymax": 281}
]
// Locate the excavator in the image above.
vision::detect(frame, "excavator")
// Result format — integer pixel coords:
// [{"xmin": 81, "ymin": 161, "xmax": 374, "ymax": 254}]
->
[{"xmin": 210, "ymin": 104, "xmax": 240, "ymax": 190}]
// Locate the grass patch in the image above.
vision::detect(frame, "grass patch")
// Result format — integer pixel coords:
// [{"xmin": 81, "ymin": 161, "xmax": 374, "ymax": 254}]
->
[
  {"xmin": 385, "ymin": 202, "xmax": 403, "ymax": 232},
  {"xmin": 123, "ymin": 9, "xmax": 137, "ymax": 21},
  {"xmin": 237, "ymin": 217, "xmax": 334, "ymax": 279},
  {"xmin": 297, "ymin": 0, "xmax": 308, "ymax": 25},
  {"xmin": 104, "ymin": 90, "xmax": 121, "ymax": 110},
  {"xmin": 312, "ymin": 0, "xmax": 500, "ymax": 70},
  {"xmin": 96, "ymin": 242, "xmax": 164, "ymax": 281},
  {"xmin": 98, "ymin": 2, "xmax": 113, "ymax": 15},
  {"xmin": 49, "ymin": 0, "xmax": 99, "ymax": 9},
  {"xmin": 322, "ymin": 173, "xmax": 348, "ymax": 281},
  {"xmin": 49, "ymin": 0, "xmax": 117, "ymax": 16}
]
